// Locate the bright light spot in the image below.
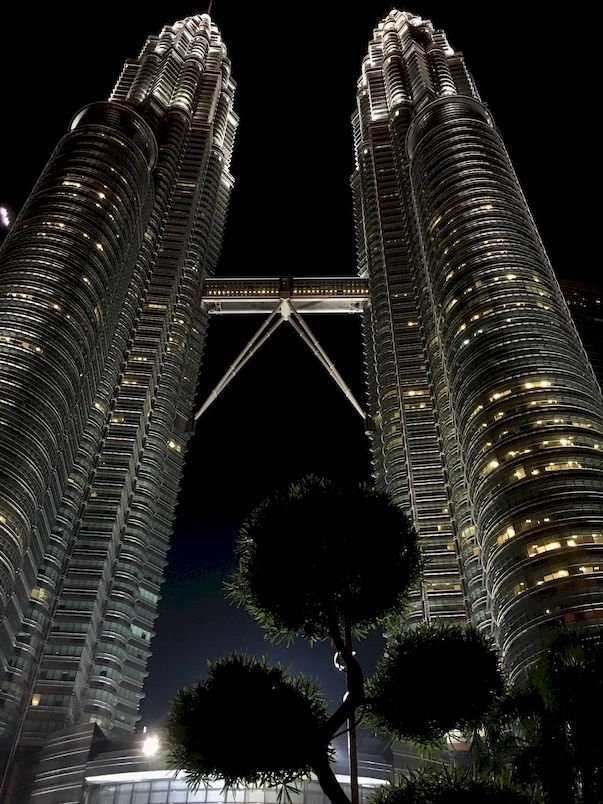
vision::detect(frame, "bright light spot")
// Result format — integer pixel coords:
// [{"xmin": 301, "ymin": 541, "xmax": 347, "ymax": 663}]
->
[
  {"xmin": 142, "ymin": 735, "xmax": 160, "ymax": 757},
  {"xmin": 0, "ymin": 207, "xmax": 10, "ymax": 228}
]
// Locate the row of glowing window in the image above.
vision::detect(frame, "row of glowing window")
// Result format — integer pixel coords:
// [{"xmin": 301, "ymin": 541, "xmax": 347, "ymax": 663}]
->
[
  {"xmin": 444, "ymin": 277, "xmax": 551, "ymax": 315},
  {"xmin": 478, "ymin": 420, "xmax": 598, "ymax": 455},
  {"xmin": 456, "ymin": 314, "xmax": 568, "ymax": 352},
  {"xmin": 455, "ymin": 302, "xmax": 551, "ymax": 337},
  {"xmin": 473, "ymin": 399, "xmax": 599, "ymax": 431},
  {"xmin": 487, "ymin": 437, "xmax": 599, "ymax": 461},
  {"xmin": 471, "ymin": 381, "xmax": 554, "ymax": 417},
  {"xmin": 512, "ymin": 564, "xmax": 602, "ymax": 598},
  {"xmin": 63, "ymin": 174, "xmax": 128, "ymax": 198},
  {"xmin": 204, "ymin": 288, "xmax": 368, "ymax": 296},
  {"xmin": 483, "ymin": 458, "xmax": 595, "ymax": 480},
  {"xmin": 427, "ymin": 203, "xmax": 496, "ymax": 234},
  {"xmin": 498, "ymin": 522, "xmax": 603, "ymax": 546},
  {"xmin": 35, "ymin": 228, "xmax": 107, "ymax": 251},
  {"xmin": 1, "ymin": 299, "xmax": 105, "ymax": 331},
  {"xmin": 454, "ymin": 298, "xmax": 554, "ymax": 338},
  {"xmin": 0, "ymin": 336, "xmax": 43, "ymax": 354},
  {"xmin": 481, "ymin": 434, "xmax": 600, "ymax": 466}
]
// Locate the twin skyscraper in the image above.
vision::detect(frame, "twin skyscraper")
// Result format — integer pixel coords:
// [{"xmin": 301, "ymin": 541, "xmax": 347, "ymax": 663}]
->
[{"xmin": 0, "ymin": 10, "xmax": 602, "ymax": 801}]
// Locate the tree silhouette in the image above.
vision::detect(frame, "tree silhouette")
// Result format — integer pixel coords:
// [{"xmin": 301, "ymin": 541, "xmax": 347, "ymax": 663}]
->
[
  {"xmin": 365, "ymin": 624, "xmax": 503, "ymax": 743},
  {"xmin": 371, "ymin": 768, "xmax": 541, "ymax": 804},
  {"xmin": 167, "ymin": 655, "xmax": 330, "ymax": 789},
  {"xmin": 167, "ymin": 476, "xmax": 510, "ymax": 804},
  {"xmin": 485, "ymin": 629, "xmax": 603, "ymax": 804}
]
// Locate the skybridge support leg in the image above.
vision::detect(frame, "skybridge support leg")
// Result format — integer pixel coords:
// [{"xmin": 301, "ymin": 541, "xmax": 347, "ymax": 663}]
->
[
  {"xmin": 194, "ymin": 303, "xmax": 284, "ymax": 421},
  {"xmin": 288, "ymin": 306, "xmax": 366, "ymax": 421}
]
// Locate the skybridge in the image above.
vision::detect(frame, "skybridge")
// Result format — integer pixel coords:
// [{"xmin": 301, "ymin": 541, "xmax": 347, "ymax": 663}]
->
[{"xmin": 196, "ymin": 276, "xmax": 370, "ymax": 422}]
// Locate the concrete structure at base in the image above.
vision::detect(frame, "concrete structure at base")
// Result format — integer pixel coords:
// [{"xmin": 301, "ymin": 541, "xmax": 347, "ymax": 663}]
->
[{"xmin": 7, "ymin": 725, "xmax": 388, "ymax": 804}]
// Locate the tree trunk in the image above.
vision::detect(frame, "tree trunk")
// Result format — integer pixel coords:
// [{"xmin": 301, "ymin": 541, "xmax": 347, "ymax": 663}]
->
[
  {"xmin": 345, "ymin": 622, "xmax": 359, "ymax": 804},
  {"xmin": 312, "ymin": 752, "xmax": 352, "ymax": 804}
]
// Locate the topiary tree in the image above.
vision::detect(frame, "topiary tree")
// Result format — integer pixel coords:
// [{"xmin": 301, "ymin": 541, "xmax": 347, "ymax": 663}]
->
[
  {"xmin": 167, "ymin": 476, "xmax": 508, "ymax": 804},
  {"xmin": 167, "ymin": 655, "xmax": 334, "ymax": 792},
  {"xmin": 228, "ymin": 475, "xmax": 421, "ymax": 644},
  {"xmin": 365, "ymin": 624, "xmax": 503, "ymax": 743}
]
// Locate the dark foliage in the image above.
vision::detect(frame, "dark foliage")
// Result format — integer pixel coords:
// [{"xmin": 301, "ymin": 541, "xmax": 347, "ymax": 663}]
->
[
  {"xmin": 488, "ymin": 628, "xmax": 603, "ymax": 804},
  {"xmin": 370, "ymin": 769, "xmax": 541, "ymax": 804},
  {"xmin": 229, "ymin": 476, "xmax": 421, "ymax": 642},
  {"xmin": 167, "ymin": 654, "xmax": 329, "ymax": 788},
  {"xmin": 366, "ymin": 624, "xmax": 503, "ymax": 742}
]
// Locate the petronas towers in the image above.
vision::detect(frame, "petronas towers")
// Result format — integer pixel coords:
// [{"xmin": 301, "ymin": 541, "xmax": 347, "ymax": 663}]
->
[{"xmin": 0, "ymin": 9, "xmax": 602, "ymax": 801}]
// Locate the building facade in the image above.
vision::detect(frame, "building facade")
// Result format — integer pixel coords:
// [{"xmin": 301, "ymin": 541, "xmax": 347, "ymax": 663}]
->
[
  {"xmin": 0, "ymin": 14, "xmax": 237, "ymax": 799},
  {"xmin": 353, "ymin": 10, "xmax": 603, "ymax": 679},
  {"xmin": 1, "ymin": 7, "xmax": 603, "ymax": 803}
]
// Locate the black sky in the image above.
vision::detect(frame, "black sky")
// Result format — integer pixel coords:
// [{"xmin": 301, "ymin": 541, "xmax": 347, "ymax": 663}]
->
[{"xmin": 0, "ymin": 3, "xmax": 596, "ymax": 729}]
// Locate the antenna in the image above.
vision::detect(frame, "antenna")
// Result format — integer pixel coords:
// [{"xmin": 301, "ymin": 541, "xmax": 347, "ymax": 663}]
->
[{"xmin": 207, "ymin": 0, "xmax": 214, "ymax": 15}]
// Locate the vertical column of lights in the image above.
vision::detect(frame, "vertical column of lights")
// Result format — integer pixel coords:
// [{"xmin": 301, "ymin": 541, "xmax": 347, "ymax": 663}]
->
[
  {"xmin": 352, "ymin": 11, "xmax": 468, "ymax": 624},
  {"xmin": 407, "ymin": 85, "xmax": 603, "ymax": 673},
  {"xmin": 0, "ymin": 103, "xmax": 156, "ymax": 757}
]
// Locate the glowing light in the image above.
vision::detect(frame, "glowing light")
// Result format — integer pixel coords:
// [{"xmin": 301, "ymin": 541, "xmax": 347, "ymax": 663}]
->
[
  {"xmin": 142, "ymin": 735, "xmax": 160, "ymax": 757},
  {"xmin": 0, "ymin": 206, "xmax": 9, "ymax": 228}
]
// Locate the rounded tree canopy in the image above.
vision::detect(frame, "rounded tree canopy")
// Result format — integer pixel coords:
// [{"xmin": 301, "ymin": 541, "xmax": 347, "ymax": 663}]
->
[
  {"xmin": 366, "ymin": 624, "xmax": 503, "ymax": 742},
  {"xmin": 229, "ymin": 476, "xmax": 421, "ymax": 643},
  {"xmin": 167, "ymin": 654, "xmax": 329, "ymax": 789}
]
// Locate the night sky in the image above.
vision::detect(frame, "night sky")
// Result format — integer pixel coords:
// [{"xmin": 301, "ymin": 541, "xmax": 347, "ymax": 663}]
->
[{"xmin": 0, "ymin": 3, "xmax": 595, "ymax": 732}]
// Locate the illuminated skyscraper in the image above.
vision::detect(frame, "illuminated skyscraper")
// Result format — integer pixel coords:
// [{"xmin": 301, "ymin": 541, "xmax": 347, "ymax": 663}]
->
[
  {"xmin": 0, "ymin": 13, "xmax": 237, "ymax": 798},
  {"xmin": 353, "ymin": 10, "xmax": 603, "ymax": 678},
  {"xmin": 2, "ymin": 7, "xmax": 603, "ymax": 802}
]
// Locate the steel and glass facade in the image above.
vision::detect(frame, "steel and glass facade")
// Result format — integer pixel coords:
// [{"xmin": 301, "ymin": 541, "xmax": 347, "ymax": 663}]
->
[
  {"xmin": 2, "ymin": 7, "xmax": 603, "ymax": 801},
  {"xmin": 0, "ymin": 13, "xmax": 237, "ymax": 798},
  {"xmin": 353, "ymin": 10, "xmax": 603, "ymax": 678}
]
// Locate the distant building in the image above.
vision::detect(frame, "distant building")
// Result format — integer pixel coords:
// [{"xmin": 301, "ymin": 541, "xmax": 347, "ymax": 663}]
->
[{"xmin": 561, "ymin": 279, "xmax": 603, "ymax": 389}]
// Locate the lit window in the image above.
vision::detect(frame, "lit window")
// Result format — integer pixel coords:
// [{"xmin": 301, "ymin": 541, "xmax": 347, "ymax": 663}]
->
[{"xmin": 528, "ymin": 541, "xmax": 561, "ymax": 557}]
